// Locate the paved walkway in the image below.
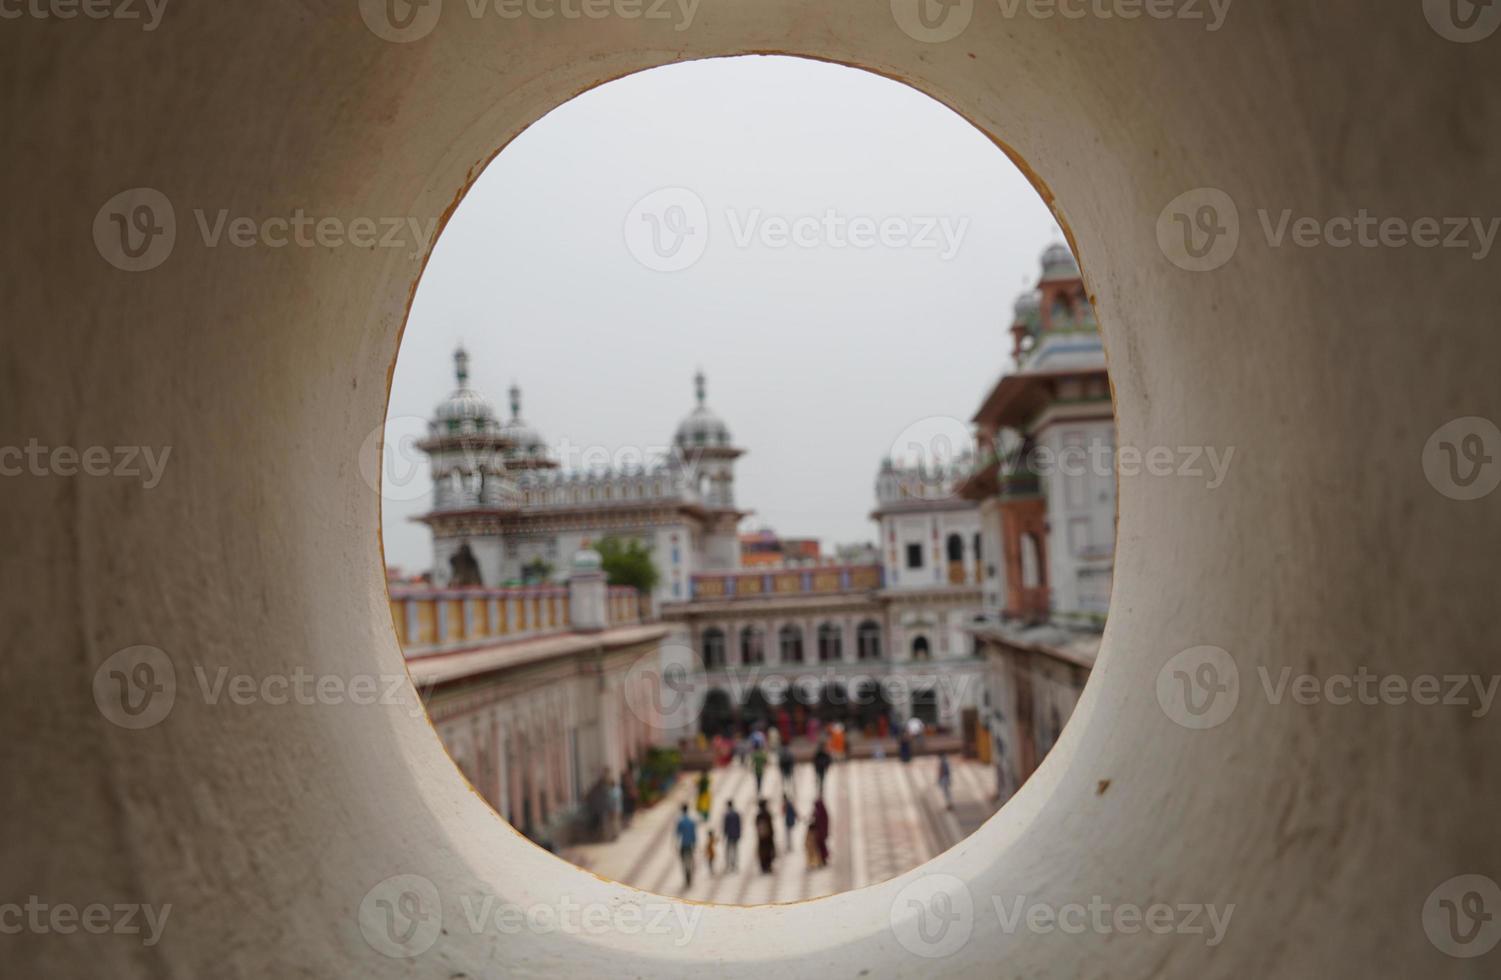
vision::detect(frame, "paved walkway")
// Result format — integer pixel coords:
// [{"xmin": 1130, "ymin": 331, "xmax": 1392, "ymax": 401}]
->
[{"xmin": 563, "ymin": 757, "xmax": 999, "ymax": 905}]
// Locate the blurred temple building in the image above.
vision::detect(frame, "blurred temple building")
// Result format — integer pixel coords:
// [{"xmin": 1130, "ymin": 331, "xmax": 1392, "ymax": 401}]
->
[
  {"xmin": 958, "ymin": 242, "xmax": 1110, "ymax": 797},
  {"xmin": 389, "ymin": 242, "xmax": 1110, "ymax": 846}
]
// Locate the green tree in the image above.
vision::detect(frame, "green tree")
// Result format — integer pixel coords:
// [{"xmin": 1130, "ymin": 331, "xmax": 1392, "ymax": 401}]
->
[{"xmin": 595, "ymin": 536, "xmax": 660, "ymax": 594}]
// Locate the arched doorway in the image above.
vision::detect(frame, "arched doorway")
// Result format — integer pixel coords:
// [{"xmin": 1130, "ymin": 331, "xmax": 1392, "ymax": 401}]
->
[
  {"xmin": 742, "ymin": 686, "xmax": 773, "ymax": 733},
  {"xmin": 911, "ymin": 686, "xmax": 940, "ymax": 728},
  {"xmin": 700, "ymin": 688, "xmax": 734, "ymax": 738},
  {"xmin": 853, "ymin": 680, "xmax": 892, "ymax": 735},
  {"xmin": 817, "ymin": 682, "xmax": 851, "ymax": 726}
]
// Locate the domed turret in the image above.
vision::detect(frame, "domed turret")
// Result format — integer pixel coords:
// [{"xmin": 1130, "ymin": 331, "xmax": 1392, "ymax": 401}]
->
[
  {"xmin": 571, "ymin": 542, "xmax": 604, "ymax": 575},
  {"xmin": 671, "ymin": 370, "xmax": 742, "ymax": 522},
  {"xmin": 1039, "ymin": 243, "xmax": 1080, "ymax": 283},
  {"xmin": 674, "ymin": 370, "xmax": 734, "ymax": 450},
  {"xmin": 1014, "ymin": 289, "xmax": 1043, "ymax": 321},
  {"xmin": 433, "ymin": 346, "xmax": 502, "ymax": 435},
  {"xmin": 499, "ymin": 383, "xmax": 554, "ymax": 468}
]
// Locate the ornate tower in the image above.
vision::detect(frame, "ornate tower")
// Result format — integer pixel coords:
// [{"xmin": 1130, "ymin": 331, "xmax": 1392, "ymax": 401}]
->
[
  {"xmin": 415, "ymin": 345, "xmax": 516, "ymax": 586},
  {"xmin": 673, "ymin": 370, "xmax": 746, "ymax": 570},
  {"xmin": 498, "ymin": 383, "xmax": 556, "ymax": 471}
]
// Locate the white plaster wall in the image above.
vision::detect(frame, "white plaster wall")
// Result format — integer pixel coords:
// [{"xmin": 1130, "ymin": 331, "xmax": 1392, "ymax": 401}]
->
[
  {"xmin": 1038, "ymin": 416, "xmax": 1115, "ymax": 616},
  {"xmin": 432, "ymin": 533, "xmax": 505, "ymax": 587},
  {"xmin": 4, "ymin": 3, "xmax": 1499, "ymax": 978}
]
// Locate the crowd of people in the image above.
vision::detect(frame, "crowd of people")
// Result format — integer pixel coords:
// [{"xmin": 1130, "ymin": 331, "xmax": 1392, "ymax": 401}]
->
[
  {"xmin": 669, "ymin": 717, "xmax": 972, "ymax": 887},
  {"xmin": 674, "ymin": 728, "xmax": 839, "ymax": 887}
]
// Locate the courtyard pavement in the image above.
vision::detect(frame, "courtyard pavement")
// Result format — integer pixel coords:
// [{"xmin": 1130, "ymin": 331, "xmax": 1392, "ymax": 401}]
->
[{"xmin": 563, "ymin": 756, "xmax": 1000, "ymax": 906}]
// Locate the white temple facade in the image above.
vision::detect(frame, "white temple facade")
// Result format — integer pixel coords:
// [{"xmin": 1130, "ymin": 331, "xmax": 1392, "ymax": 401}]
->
[{"xmin": 416, "ymin": 358, "xmax": 745, "ymax": 607}]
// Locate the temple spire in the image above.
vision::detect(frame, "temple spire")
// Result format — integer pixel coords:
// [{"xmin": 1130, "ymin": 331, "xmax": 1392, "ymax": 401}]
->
[
  {"xmin": 453, "ymin": 345, "xmax": 470, "ymax": 386},
  {"xmin": 694, "ymin": 368, "xmax": 706, "ymax": 407},
  {"xmin": 509, "ymin": 382, "xmax": 522, "ymax": 420}
]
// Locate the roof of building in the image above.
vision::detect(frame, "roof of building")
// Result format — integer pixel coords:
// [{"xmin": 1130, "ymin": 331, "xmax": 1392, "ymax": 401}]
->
[
  {"xmin": 674, "ymin": 370, "xmax": 735, "ymax": 450},
  {"xmin": 433, "ymin": 346, "xmax": 503, "ymax": 432},
  {"xmin": 406, "ymin": 623, "xmax": 669, "ymax": 686},
  {"xmin": 969, "ymin": 620, "xmax": 1101, "ymax": 669}
]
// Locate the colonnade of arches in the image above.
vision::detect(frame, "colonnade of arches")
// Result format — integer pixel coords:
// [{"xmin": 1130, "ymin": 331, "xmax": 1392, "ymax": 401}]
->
[
  {"xmin": 700, "ymin": 619, "xmax": 884, "ymax": 668},
  {"xmin": 698, "ymin": 678, "xmax": 938, "ymax": 739}
]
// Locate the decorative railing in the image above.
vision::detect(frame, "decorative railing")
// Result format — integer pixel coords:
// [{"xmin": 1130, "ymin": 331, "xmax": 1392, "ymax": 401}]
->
[
  {"xmin": 390, "ymin": 583, "xmax": 640, "ymax": 658},
  {"xmin": 689, "ymin": 563, "xmax": 884, "ymax": 601}
]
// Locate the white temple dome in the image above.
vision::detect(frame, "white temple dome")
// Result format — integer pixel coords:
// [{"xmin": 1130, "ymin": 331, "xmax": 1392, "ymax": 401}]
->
[
  {"xmin": 674, "ymin": 370, "xmax": 733, "ymax": 449},
  {"xmin": 433, "ymin": 346, "xmax": 501, "ymax": 432},
  {"xmin": 499, "ymin": 383, "xmax": 548, "ymax": 455},
  {"xmin": 1039, "ymin": 243, "xmax": 1081, "ymax": 282},
  {"xmin": 1014, "ymin": 289, "xmax": 1043, "ymax": 319}
]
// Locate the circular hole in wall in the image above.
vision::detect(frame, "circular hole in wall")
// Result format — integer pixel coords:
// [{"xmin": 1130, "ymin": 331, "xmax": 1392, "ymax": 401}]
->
[{"xmin": 377, "ymin": 55, "xmax": 1112, "ymax": 905}]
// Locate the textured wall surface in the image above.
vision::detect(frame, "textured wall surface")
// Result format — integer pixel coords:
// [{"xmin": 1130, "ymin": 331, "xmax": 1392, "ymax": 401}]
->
[{"xmin": 2, "ymin": 0, "xmax": 1498, "ymax": 976}]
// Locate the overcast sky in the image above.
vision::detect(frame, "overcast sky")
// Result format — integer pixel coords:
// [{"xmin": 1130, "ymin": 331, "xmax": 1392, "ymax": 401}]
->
[{"xmin": 381, "ymin": 55, "xmax": 1064, "ymax": 574}]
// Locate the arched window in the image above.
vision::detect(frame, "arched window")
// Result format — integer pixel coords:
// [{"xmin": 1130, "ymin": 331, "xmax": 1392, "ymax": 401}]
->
[
  {"xmin": 973, "ymin": 532, "xmax": 981, "ymax": 560},
  {"xmin": 946, "ymin": 533, "xmax": 964, "ymax": 562},
  {"xmin": 857, "ymin": 620, "xmax": 882, "ymax": 660},
  {"xmin": 817, "ymin": 622, "xmax": 842, "ymax": 662},
  {"xmin": 740, "ymin": 626, "xmax": 765, "ymax": 666},
  {"xmin": 911, "ymin": 635, "xmax": 931, "ymax": 660},
  {"xmin": 702, "ymin": 627, "xmax": 726, "ymax": 668},
  {"xmin": 779, "ymin": 623, "xmax": 804, "ymax": 663}
]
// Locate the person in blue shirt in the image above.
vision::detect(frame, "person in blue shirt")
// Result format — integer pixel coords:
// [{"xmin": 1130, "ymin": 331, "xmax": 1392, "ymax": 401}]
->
[{"xmin": 674, "ymin": 804, "xmax": 697, "ymax": 887}]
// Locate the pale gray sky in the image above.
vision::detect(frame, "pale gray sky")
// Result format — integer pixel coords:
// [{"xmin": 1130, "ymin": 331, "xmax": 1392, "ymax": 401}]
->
[{"xmin": 381, "ymin": 54, "xmax": 1064, "ymax": 574}]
